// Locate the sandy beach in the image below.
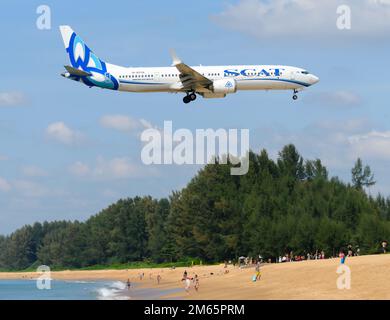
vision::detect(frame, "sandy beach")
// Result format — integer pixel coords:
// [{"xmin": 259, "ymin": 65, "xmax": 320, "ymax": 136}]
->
[{"xmin": 0, "ymin": 254, "xmax": 389, "ymax": 299}]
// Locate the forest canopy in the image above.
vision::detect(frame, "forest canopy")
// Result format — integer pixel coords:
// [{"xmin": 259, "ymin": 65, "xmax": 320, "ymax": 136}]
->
[{"xmin": 1, "ymin": 145, "xmax": 389, "ymax": 270}]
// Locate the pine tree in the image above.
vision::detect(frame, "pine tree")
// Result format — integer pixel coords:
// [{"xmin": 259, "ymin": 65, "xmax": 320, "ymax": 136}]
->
[{"xmin": 351, "ymin": 158, "xmax": 376, "ymax": 190}]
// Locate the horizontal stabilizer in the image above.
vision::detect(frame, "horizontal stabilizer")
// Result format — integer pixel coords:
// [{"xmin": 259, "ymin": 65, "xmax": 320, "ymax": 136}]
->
[{"xmin": 64, "ymin": 65, "xmax": 92, "ymax": 77}]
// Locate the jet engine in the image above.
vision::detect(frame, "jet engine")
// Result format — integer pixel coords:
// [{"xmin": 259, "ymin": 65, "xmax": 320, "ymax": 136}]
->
[{"xmin": 212, "ymin": 79, "xmax": 237, "ymax": 94}]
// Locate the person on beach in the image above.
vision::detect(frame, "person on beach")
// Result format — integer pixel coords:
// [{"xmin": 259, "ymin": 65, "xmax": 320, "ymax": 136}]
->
[
  {"xmin": 183, "ymin": 270, "xmax": 188, "ymax": 280},
  {"xmin": 382, "ymin": 240, "xmax": 388, "ymax": 254},
  {"xmin": 194, "ymin": 274, "xmax": 199, "ymax": 292},
  {"xmin": 183, "ymin": 277, "xmax": 191, "ymax": 293},
  {"xmin": 255, "ymin": 261, "xmax": 261, "ymax": 280},
  {"xmin": 157, "ymin": 274, "xmax": 161, "ymax": 285},
  {"xmin": 339, "ymin": 251, "xmax": 346, "ymax": 264},
  {"xmin": 356, "ymin": 246, "xmax": 360, "ymax": 256},
  {"xmin": 126, "ymin": 279, "xmax": 131, "ymax": 290},
  {"xmin": 347, "ymin": 244, "xmax": 353, "ymax": 257}
]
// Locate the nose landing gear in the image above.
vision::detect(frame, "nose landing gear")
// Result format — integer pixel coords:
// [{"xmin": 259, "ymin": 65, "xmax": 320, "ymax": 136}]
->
[{"xmin": 292, "ymin": 89, "xmax": 299, "ymax": 100}]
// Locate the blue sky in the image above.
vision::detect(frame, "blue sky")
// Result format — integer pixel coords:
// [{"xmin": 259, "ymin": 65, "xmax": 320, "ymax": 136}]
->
[{"xmin": 1, "ymin": 0, "xmax": 390, "ymax": 234}]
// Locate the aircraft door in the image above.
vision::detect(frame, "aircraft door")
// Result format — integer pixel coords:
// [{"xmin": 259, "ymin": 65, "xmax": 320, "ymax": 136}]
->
[{"xmin": 290, "ymin": 70, "xmax": 296, "ymax": 80}]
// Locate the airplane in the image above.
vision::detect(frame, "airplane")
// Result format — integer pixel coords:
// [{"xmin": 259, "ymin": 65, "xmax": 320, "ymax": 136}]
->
[{"xmin": 59, "ymin": 26, "xmax": 319, "ymax": 103}]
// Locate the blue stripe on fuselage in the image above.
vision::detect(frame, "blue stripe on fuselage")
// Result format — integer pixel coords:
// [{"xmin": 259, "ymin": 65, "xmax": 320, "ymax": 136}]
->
[
  {"xmin": 236, "ymin": 77, "xmax": 311, "ymax": 87},
  {"xmin": 119, "ymin": 80, "xmax": 165, "ymax": 85},
  {"xmin": 118, "ymin": 78, "xmax": 310, "ymax": 87}
]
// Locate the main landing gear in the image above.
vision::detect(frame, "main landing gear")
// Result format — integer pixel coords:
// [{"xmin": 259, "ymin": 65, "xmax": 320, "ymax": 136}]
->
[
  {"xmin": 292, "ymin": 89, "xmax": 299, "ymax": 100},
  {"xmin": 183, "ymin": 92, "xmax": 197, "ymax": 104}
]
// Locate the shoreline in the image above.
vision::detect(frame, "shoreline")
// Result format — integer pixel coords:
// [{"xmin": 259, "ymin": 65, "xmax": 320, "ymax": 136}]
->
[
  {"xmin": 0, "ymin": 265, "xmax": 219, "ymax": 300},
  {"xmin": 1, "ymin": 255, "xmax": 390, "ymax": 299}
]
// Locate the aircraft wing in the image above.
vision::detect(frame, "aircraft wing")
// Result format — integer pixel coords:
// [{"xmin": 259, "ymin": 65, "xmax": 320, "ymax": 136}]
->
[{"xmin": 170, "ymin": 50, "xmax": 213, "ymax": 92}]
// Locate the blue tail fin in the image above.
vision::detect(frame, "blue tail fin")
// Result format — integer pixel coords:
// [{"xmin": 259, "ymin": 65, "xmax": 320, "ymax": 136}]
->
[{"xmin": 59, "ymin": 26, "xmax": 118, "ymax": 90}]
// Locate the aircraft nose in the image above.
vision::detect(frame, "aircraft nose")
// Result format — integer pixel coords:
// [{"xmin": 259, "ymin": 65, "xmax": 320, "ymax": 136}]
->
[{"xmin": 310, "ymin": 74, "xmax": 319, "ymax": 85}]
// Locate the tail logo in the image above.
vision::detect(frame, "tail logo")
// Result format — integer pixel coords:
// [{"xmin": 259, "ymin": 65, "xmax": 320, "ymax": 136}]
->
[{"xmin": 67, "ymin": 32, "xmax": 118, "ymax": 90}]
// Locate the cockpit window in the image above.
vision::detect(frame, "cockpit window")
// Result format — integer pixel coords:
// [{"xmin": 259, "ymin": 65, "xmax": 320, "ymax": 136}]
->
[{"xmin": 301, "ymin": 71, "xmax": 309, "ymax": 74}]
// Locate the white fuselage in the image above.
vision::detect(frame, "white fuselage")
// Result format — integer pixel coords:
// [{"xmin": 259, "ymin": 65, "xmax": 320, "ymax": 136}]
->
[{"xmin": 107, "ymin": 64, "xmax": 319, "ymax": 95}]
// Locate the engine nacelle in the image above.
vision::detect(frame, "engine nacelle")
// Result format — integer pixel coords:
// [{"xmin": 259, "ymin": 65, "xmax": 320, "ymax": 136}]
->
[{"xmin": 212, "ymin": 79, "xmax": 237, "ymax": 94}]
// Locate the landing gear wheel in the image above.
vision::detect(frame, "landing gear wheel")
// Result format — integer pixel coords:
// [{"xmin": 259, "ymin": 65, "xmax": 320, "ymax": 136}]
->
[
  {"xmin": 292, "ymin": 89, "xmax": 299, "ymax": 100},
  {"xmin": 189, "ymin": 93, "xmax": 197, "ymax": 101},
  {"xmin": 183, "ymin": 95, "xmax": 191, "ymax": 104}
]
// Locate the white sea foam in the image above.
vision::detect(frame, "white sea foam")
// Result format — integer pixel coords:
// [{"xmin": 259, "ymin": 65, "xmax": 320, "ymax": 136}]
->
[
  {"xmin": 110, "ymin": 281, "xmax": 127, "ymax": 290},
  {"xmin": 96, "ymin": 281, "xmax": 129, "ymax": 300}
]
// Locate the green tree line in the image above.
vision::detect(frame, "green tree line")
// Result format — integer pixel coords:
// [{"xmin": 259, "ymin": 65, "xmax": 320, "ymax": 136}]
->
[{"xmin": 1, "ymin": 145, "xmax": 389, "ymax": 270}]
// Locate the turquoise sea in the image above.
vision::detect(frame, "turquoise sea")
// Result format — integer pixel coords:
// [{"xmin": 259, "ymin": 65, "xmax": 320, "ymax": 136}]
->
[{"xmin": 0, "ymin": 280, "xmax": 181, "ymax": 300}]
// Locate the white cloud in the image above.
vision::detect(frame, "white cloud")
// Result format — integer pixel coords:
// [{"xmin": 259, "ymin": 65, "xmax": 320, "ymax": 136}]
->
[
  {"xmin": 0, "ymin": 177, "xmax": 11, "ymax": 192},
  {"xmin": 372, "ymin": 0, "xmax": 390, "ymax": 5},
  {"xmin": 348, "ymin": 130, "xmax": 390, "ymax": 160},
  {"xmin": 102, "ymin": 189, "xmax": 119, "ymax": 198},
  {"xmin": 213, "ymin": 0, "xmax": 390, "ymax": 39},
  {"xmin": 46, "ymin": 122, "xmax": 84, "ymax": 145},
  {"xmin": 304, "ymin": 90, "xmax": 362, "ymax": 107},
  {"xmin": 69, "ymin": 156, "xmax": 158, "ymax": 180},
  {"xmin": 95, "ymin": 157, "xmax": 139, "ymax": 178},
  {"xmin": 252, "ymin": 119, "xmax": 377, "ymax": 170},
  {"xmin": 12, "ymin": 180, "xmax": 48, "ymax": 197},
  {"xmin": 21, "ymin": 165, "xmax": 48, "ymax": 177},
  {"xmin": 0, "ymin": 91, "xmax": 26, "ymax": 107},
  {"xmin": 68, "ymin": 161, "xmax": 91, "ymax": 176},
  {"xmin": 100, "ymin": 115, "xmax": 153, "ymax": 132}
]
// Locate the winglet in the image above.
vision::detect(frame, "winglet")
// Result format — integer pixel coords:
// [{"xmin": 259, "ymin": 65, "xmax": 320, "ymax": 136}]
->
[{"xmin": 170, "ymin": 49, "xmax": 182, "ymax": 66}]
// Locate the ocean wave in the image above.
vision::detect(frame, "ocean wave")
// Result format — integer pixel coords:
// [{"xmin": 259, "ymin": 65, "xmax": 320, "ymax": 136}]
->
[{"xmin": 96, "ymin": 281, "xmax": 129, "ymax": 300}]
